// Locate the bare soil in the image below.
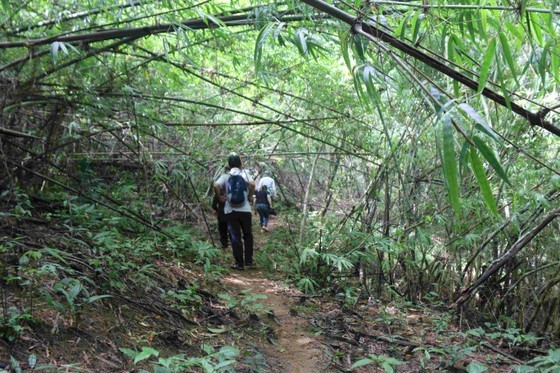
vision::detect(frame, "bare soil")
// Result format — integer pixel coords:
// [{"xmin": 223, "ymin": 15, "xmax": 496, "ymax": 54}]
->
[{"xmin": 222, "ymin": 213, "xmax": 325, "ymax": 371}]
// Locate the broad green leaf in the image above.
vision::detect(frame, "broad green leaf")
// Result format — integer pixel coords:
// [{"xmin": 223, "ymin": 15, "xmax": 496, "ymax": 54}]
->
[
  {"xmin": 478, "ymin": 39, "xmax": 496, "ymax": 93},
  {"xmin": 441, "ymin": 115, "xmax": 461, "ymax": 216},
  {"xmin": 498, "ymin": 32, "xmax": 518, "ymax": 85},
  {"xmin": 470, "ymin": 147, "xmax": 499, "ymax": 217},
  {"xmin": 68, "ymin": 283, "xmax": 83, "ymax": 301},
  {"xmin": 351, "ymin": 358, "xmax": 374, "ymax": 369},
  {"xmin": 466, "ymin": 362, "xmax": 488, "ymax": 373},
  {"xmin": 134, "ymin": 347, "xmax": 159, "ymax": 364},
  {"xmin": 120, "ymin": 348, "xmax": 138, "ymax": 359},
  {"xmin": 457, "ymin": 103, "xmax": 501, "ymax": 144},
  {"xmin": 218, "ymin": 346, "xmax": 240, "ymax": 357},
  {"xmin": 472, "ymin": 135, "xmax": 511, "ymax": 186},
  {"xmin": 213, "ymin": 360, "xmax": 237, "ymax": 369}
]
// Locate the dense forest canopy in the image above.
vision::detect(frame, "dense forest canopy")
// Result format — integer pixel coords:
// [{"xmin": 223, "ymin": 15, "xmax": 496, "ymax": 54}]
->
[{"xmin": 1, "ymin": 0, "xmax": 560, "ymax": 370}]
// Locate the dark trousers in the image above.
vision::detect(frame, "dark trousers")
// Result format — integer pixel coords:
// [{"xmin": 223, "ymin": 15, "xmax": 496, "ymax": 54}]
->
[
  {"xmin": 218, "ymin": 217, "xmax": 229, "ymax": 248},
  {"xmin": 226, "ymin": 211, "xmax": 253, "ymax": 266}
]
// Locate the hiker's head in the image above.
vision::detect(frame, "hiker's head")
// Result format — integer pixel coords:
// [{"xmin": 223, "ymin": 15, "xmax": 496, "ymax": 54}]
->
[
  {"xmin": 261, "ymin": 185, "xmax": 268, "ymax": 192},
  {"xmin": 227, "ymin": 154, "xmax": 242, "ymax": 168}
]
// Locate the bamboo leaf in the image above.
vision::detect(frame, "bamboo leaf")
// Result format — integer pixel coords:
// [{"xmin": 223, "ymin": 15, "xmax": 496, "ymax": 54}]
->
[
  {"xmin": 498, "ymin": 32, "xmax": 518, "ymax": 85},
  {"xmin": 457, "ymin": 103, "xmax": 501, "ymax": 144},
  {"xmin": 340, "ymin": 30, "xmax": 352, "ymax": 71},
  {"xmin": 411, "ymin": 12, "xmax": 423, "ymax": 44},
  {"xmin": 505, "ymin": 21, "xmax": 524, "ymax": 43},
  {"xmin": 496, "ymin": 62, "xmax": 512, "ymax": 111},
  {"xmin": 254, "ymin": 23, "xmax": 275, "ymax": 74},
  {"xmin": 538, "ymin": 42, "xmax": 550, "ymax": 88},
  {"xmin": 294, "ymin": 28, "xmax": 309, "ymax": 56},
  {"xmin": 470, "ymin": 147, "xmax": 499, "ymax": 217},
  {"xmin": 529, "ymin": 12, "xmax": 544, "ymax": 47},
  {"xmin": 552, "ymin": 48, "xmax": 560, "ymax": 82},
  {"xmin": 51, "ymin": 41, "xmax": 60, "ymax": 65},
  {"xmin": 195, "ymin": 9, "xmax": 225, "ymax": 28},
  {"xmin": 395, "ymin": 11, "xmax": 412, "ymax": 40},
  {"xmin": 477, "ymin": 39, "xmax": 496, "ymax": 93},
  {"xmin": 441, "ymin": 115, "xmax": 461, "ymax": 216},
  {"xmin": 473, "ymin": 135, "xmax": 511, "ymax": 186}
]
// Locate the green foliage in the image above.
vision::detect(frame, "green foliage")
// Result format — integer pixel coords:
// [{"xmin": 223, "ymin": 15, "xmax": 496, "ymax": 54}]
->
[
  {"xmin": 0, "ymin": 307, "xmax": 33, "ymax": 343},
  {"xmin": 120, "ymin": 346, "xmax": 160, "ymax": 365},
  {"xmin": 521, "ymin": 349, "xmax": 560, "ymax": 372},
  {"xmin": 42, "ymin": 277, "xmax": 111, "ymax": 324},
  {"xmin": 218, "ymin": 290, "xmax": 268, "ymax": 313},
  {"xmin": 350, "ymin": 353, "xmax": 403, "ymax": 372},
  {"xmin": 130, "ymin": 344, "xmax": 241, "ymax": 372}
]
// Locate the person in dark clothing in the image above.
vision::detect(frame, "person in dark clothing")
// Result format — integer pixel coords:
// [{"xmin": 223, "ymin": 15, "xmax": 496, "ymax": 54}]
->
[
  {"xmin": 254, "ymin": 185, "xmax": 272, "ymax": 232},
  {"xmin": 211, "ymin": 193, "xmax": 229, "ymax": 248}
]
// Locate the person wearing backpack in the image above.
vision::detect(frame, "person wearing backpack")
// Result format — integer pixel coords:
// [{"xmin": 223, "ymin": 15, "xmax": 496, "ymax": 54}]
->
[
  {"xmin": 213, "ymin": 154, "xmax": 255, "ymax": 270},
  {"xmin": 254, "ymin": 185, "xmax": 272, "ymax": 232}
]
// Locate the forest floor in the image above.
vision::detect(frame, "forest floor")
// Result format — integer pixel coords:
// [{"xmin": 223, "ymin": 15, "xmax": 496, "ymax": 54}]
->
[
  {"xmin": 220, "ymin": 216, "xmax": 325, "ymax": 372},
  {"xmin": 0, "ymin": 210, "xmax": 537, "ymax": 372}
]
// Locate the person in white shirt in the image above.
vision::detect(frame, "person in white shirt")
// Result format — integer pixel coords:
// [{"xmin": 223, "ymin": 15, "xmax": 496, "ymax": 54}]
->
[
  {"xmin": 214, "ymin": 154, "xmax": 255, "ymax": 270},
  {"xmin": 257, "ymin": 171, "xmax": 276, "ymax": 199}
]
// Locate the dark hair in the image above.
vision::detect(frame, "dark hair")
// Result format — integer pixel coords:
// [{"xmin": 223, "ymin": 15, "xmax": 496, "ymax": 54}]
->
[
  {"xmin": 261, "ymin": 185, "xmax": 268, "ymax": 192},
  {"xmin": 228, "ymin": 154, "xmax": 241, "ymax": 168}
]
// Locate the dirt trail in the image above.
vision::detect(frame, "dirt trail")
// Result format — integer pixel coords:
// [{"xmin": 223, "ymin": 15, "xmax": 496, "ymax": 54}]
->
[{"xmin": 222, "ymin": 217, "xmax": 325, "ymax": 372}]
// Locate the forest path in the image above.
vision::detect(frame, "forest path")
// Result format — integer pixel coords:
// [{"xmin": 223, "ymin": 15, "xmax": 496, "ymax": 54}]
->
[{"xmin": 221, "ymin": 216, "xmax": 325, "ymax": 372}]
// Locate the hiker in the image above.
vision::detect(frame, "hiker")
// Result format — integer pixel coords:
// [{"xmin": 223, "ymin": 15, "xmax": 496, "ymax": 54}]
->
[
  {"xmin": 257, "ymin": 170, "xmax": 276, "ymax": 199},
  {"xmin": 214, "ymin": 154, "xmax": 255, "ymax": 270},
  {"xmin": 254, "ymin": 185, "xmax": 273, "ymax": 232},
  {"xmin": 211, "ymin": 167, "xmax": 230, "ymax": 248}
]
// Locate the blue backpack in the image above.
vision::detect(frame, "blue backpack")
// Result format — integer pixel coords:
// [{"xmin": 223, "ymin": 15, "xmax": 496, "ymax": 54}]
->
[{"xmin": 226, "ymin": 174, "xmax": 247, "ymax": 207}]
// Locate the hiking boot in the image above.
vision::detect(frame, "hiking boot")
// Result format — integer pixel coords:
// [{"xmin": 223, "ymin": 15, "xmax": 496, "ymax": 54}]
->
[
  {"xmin": 245, "ymin": 262, "xmax": 255, "ymax": 269},
  {"xmin": 260, "ymin": 227, "xmax": 265, "ymax": 233},
  {"xmin": 262, "ymin": 226, "xmax": 268, "ymax": 232},
  {"xmin": 231, "ymin": 264, "xmax": 244, "ymax": 270}
]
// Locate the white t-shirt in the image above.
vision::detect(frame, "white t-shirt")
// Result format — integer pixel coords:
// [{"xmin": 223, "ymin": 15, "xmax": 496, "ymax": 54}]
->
[
  {"xmin": 257, "ymin": 176, "xmax": 276, "ymax": 197},
  {"xmin": 215, "ymin": 168, "xmax": 253, "ymax": 214}
]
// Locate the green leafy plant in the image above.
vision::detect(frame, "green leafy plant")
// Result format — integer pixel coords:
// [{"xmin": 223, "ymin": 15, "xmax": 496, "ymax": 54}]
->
[
  {"xmin": 43, "ymin": 278, "xmax": 111, "ymax": 326},
  {"xmin": 351, "ymin": 353, "xmax": 403, "ymax": 372},
  {"xmin": 218, "ymin": 290, "xmax": 268, "ymax": 313},
  {"xmin": 0, "ymin": 307, "xmax": 33, "ymax": 342},
  {"xmin": 120, "ymin": 346, "xmax": 160, "ymax": 365},
  {"xmin": 152, "ymin": 344, "xmax": 240, "ymax": 372},
  {"xmin": 515, "ymin": 349, "xmax": 560, "ymax": 372}
]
